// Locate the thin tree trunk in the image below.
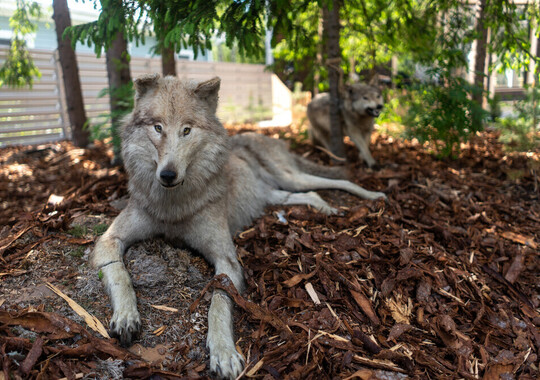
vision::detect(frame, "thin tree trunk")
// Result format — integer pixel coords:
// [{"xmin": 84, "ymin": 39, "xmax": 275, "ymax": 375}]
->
[
  {"xmin": 473, "ymin": 0, "xmax": 488, "ymax": 109},
  {"xmin": 535, "ymin": 22, "xmax": 540, "ymax": 85},
  {"xmin": 322, "ymin": 0, "xmax": 345, "ymax": 159},
  {"xmin": 52, "ymin": 0, "xmax": 89, "ymax": 148},
  {"xmin": 106, "ymin": 31, "xmax": 132, "ymax": 162},
  {"xmin": 314, "ymin": 10, "xmax": 323, "ymax": 96},
  {"xmin": 161, "ymin": 44, "xmax": 177, "ymax": 76}
]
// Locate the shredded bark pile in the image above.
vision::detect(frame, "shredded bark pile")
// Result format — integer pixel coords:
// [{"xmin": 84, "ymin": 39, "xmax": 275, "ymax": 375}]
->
[{"xmin": 0, "ymin": 128, "xmax": 538, "ymax": 379}]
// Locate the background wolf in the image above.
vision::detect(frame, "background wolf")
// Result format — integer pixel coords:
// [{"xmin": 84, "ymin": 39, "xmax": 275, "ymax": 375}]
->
[
  {"xmin": 91, "ymin": 74, "xmax": 386, "ymax": 379},
  {"xmin": 307, "ymin": 83, "xmax": 384, "ymax": 168}
]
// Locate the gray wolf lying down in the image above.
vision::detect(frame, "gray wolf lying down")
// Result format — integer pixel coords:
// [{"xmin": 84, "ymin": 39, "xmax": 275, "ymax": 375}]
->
[
  {"xmin": 91, "ymin": 74, "xmax": 386, "ymax": 379},
  {"xmin": 307, "ymin": 83, "xmax": 384, "ymax": 167}
]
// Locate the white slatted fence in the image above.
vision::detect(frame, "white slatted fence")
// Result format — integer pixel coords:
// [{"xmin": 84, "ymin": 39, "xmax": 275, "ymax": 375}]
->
[{"xmin": 0, "ymin": 48, "xmax": 276, "ymax": 146}]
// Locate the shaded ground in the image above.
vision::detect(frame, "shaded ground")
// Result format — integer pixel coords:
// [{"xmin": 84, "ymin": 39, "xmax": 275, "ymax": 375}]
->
[{"xmin": 0, "ymin": 127, "xmax": 539, "ymax": 379}]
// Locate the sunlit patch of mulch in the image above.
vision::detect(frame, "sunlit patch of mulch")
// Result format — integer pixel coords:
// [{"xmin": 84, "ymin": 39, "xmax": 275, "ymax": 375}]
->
[{"xmin": 0, "ymin": 128, "xmax": 539, "ymax": 379}]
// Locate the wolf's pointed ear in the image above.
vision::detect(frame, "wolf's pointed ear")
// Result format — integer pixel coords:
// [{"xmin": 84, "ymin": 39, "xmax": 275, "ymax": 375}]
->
[
  {"xmin": 134, "ymin": 74, "xmax": 160, "ymax": 99},
  {"xmin": 194, "ymin": 77, "xmax": 220, "ymax": 113}
]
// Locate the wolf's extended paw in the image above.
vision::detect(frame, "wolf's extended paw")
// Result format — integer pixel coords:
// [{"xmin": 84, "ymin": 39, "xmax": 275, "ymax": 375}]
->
[
  {"xmin": 208, "ymin": 341, "xmax": 245, "ymax": 379},
  {"xmin": 110, "ymin": 310, "xmax": 141, "ymax": 346},
  {"xmin": 374, "ymin": 192, "xmax": 388, "ymax": 202},
  {"xmin": 319, "ymin": 205, "xmax": 339, "ymax": 215}
]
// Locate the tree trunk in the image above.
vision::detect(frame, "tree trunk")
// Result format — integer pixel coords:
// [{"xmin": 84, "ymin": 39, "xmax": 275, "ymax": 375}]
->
[
  {"xmin": 161, "ymin": 44, "xmax": 177, "ymax": 76},
  {"xmin": 473, "ymin": 0, "xmax": 488, "ymax": 109},
  {"xmin": 52, "ymin": 0, "xmax": 89, "ymax": 148},
  {"xmin": 314, "ymin": 10, "xmax": 323, "ymax": 96},
  {"xmin": 106, "ymin": 31, "xmax": 132, "ymax": 162},
  {"xmin": 322, "ymin": 0, "xmax": 345, "ymax": 159}
]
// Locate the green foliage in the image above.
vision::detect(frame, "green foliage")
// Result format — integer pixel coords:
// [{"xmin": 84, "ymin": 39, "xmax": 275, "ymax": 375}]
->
[
  {"xmin": 68, "ymin": 225, "xmax": 88, "ymax": 237},
  {"xmin": 65, "ymin": 0, "xmax": 148, "ymax": 56},
  {"xmin": 377, "ymin": 89, "xmax": 408, "ymax": 125},
  {"xmin": 144, "ymin": 0, "xmax": 321, "ymax": 61},
  {"xmin": 98, "ymin": 269, "xmax": 104, "ymax": 280},
  {"xmin": 488, "ymin": 94, "xmax": 502, "ymax": 122},
  {"xmin": 496, "ymin": 87, "xmax": 540, "ymax": 151},
  {"xmin": 68, "ymin": 246, "xmax": 86, "ymax": 258},
  {"xmin": 212, "ymin": 40, "xmax": 265, "ymax": 64},
  {"xmin": 404, "ymin": 70, "xmax": 488, "ymax": 158},
  {"xmin": 91, "ymin": 82, "xmax": 134, "ymax": 145},
  {"xmin": 0, "ymin": 0, "xmax": 42, "ymax": 88},
  {"xmin": 92, "ymin": 223, "xmax": 109, "ymax": 236},
  {"xmin": 486, "ymin": 1, "xmax": 538, "ymax": 75}
]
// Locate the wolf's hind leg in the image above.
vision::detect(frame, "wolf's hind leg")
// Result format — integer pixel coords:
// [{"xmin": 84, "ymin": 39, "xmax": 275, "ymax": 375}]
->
[
  {"xmin": 269, "ymin": 189, "xmax": 338, "ymax": 215},
  {"xmin": 285, "ymin": 173, "xmax": 386, "ymax": 201},
  {"xmin": 91, "ymin": 206, "xmax": 155, "ymax": 346}
]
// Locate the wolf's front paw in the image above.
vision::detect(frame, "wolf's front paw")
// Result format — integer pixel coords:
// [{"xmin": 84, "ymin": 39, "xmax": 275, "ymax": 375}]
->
[
  {"xmin": 110, "ymin": 309, "xmax": 141, "ymax": 346},
  {"xmin": 208, "ymin": 340, "xmax": 245, "ymax": 379}
]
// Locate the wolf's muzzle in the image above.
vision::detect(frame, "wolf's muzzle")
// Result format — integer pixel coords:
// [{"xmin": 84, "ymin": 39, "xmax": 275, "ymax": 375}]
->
[{"xmin": 366, "ymin": 105, "xmax": 383, "ymax": 117}]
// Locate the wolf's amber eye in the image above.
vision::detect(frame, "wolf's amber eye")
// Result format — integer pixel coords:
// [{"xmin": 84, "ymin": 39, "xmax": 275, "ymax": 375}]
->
[
  {"xmin": 154, "ymin": 124, "xmax": 162, "ymax": 133},
  {"xmin": 183, "ymin": 127, "xmax": 191, "ymax": 136}
]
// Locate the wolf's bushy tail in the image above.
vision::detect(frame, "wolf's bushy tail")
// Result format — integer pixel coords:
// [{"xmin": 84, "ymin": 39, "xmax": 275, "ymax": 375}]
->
[{"xmin": 294, "ymin": 155, "xmax": 348, "ymax": 179}]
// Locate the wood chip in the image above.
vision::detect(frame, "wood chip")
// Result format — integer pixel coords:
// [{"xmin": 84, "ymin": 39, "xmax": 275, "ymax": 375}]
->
[
  {"xmin": 246, "ymin": 358, "xmax": 264, "ymax": 377},
  {"xmin": 46, "ymin": 281, "xmax": 110, "ymax": 338},
  {"xmin": 152, "ymin": 326, "xmax": 166, "ymax": 336},
  {"xmin": 352, "ymin": 354, "xmax": 406, "ymax": 373},
  {"xmin": 305, "ymin": 282, "xmax": 321, "ymax": 305},
  {"xmin": 59, "ymin": 374, "xmax": 84, "ymax": 380},
  {"xmin": 500, "ymin": 231, "xmax": 537, "ymax": 249},
  {"xmin": 150, "ymin": 304, "xmax": 179, "ymax": 313}
]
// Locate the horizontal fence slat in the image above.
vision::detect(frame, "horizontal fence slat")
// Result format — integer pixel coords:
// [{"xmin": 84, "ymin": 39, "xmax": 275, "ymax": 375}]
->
[
  {"xmin": 0, "ymin": 123, "xmax": 62, "ymax": 133},
  {"xmin": 0, "ymin": 116, "xmax": 61, "ymax": 127},
  {"xmin": 0, "ymin": 132, "xmax": 63, "ymax": 144}
]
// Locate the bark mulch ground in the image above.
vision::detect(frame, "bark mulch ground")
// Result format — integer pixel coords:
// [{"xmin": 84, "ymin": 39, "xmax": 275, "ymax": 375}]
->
[{"xmin": 0, "ymin": 127, "xmax": 538, "ymax": 379}]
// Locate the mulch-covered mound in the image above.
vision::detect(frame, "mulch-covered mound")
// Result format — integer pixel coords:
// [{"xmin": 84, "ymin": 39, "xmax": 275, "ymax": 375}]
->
[{"xmin": 0, "ymin": 128, "xmax": 538, "ymax": 379}]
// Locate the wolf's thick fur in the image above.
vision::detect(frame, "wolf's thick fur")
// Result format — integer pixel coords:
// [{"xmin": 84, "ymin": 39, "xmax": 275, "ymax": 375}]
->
[
  {"xmin": 307, "ymin": 83, "xmax": 383, "ymax": 167},
  {"xmin": 91, "ymin": 74, "xmax": 386, "ymax": 379}
]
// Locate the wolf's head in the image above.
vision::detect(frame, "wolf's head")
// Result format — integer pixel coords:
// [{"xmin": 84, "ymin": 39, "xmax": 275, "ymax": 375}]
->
[
  {"xmin": 343, "ymin": 83, "xmax": 384, "ymax": 118},
  {"xmin": 121, "ymin": 74, "xmax": 229, "ymax": 192}
]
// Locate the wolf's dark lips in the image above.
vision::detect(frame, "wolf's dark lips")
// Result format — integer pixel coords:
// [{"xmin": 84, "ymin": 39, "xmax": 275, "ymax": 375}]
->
[
  {"xmin": 160, "ymin": 181, "xmax": 180, "ymax": 188},
  {"xmin": 159, "ymin": 179, "xmax": 185, "ymax": 188}
]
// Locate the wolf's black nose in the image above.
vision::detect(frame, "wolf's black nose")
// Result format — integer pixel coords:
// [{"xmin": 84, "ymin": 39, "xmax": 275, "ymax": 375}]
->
[
  {"xmin": 160, "ymin": 170, "xmax": 177, "ymax": 185},
  {"xmin": 377, "ymin": 104, "xmax": 383, "ymax": 110}
]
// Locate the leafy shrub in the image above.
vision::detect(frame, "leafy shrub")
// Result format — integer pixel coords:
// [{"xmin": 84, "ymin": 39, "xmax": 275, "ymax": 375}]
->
[
  {"xmin": 496, "ymin": 86, "xmax": 540, "ymax": 151},
  {"xmin": 91, "ymin": 82, "xmax": 134, "ymax": 153},
  {"xmin": 403, "ymin": 69, "xmax": 487, "ymax": 158}
]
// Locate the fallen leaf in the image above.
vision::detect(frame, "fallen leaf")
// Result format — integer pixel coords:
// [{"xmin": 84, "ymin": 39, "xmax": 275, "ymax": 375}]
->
[
  {"xmin": 344, "ymin": 368, "xmax": 373, "ymax": 380},
  {"xmin": 351, "ymin": 289, "xmax": 381, "ymax": 325}
]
